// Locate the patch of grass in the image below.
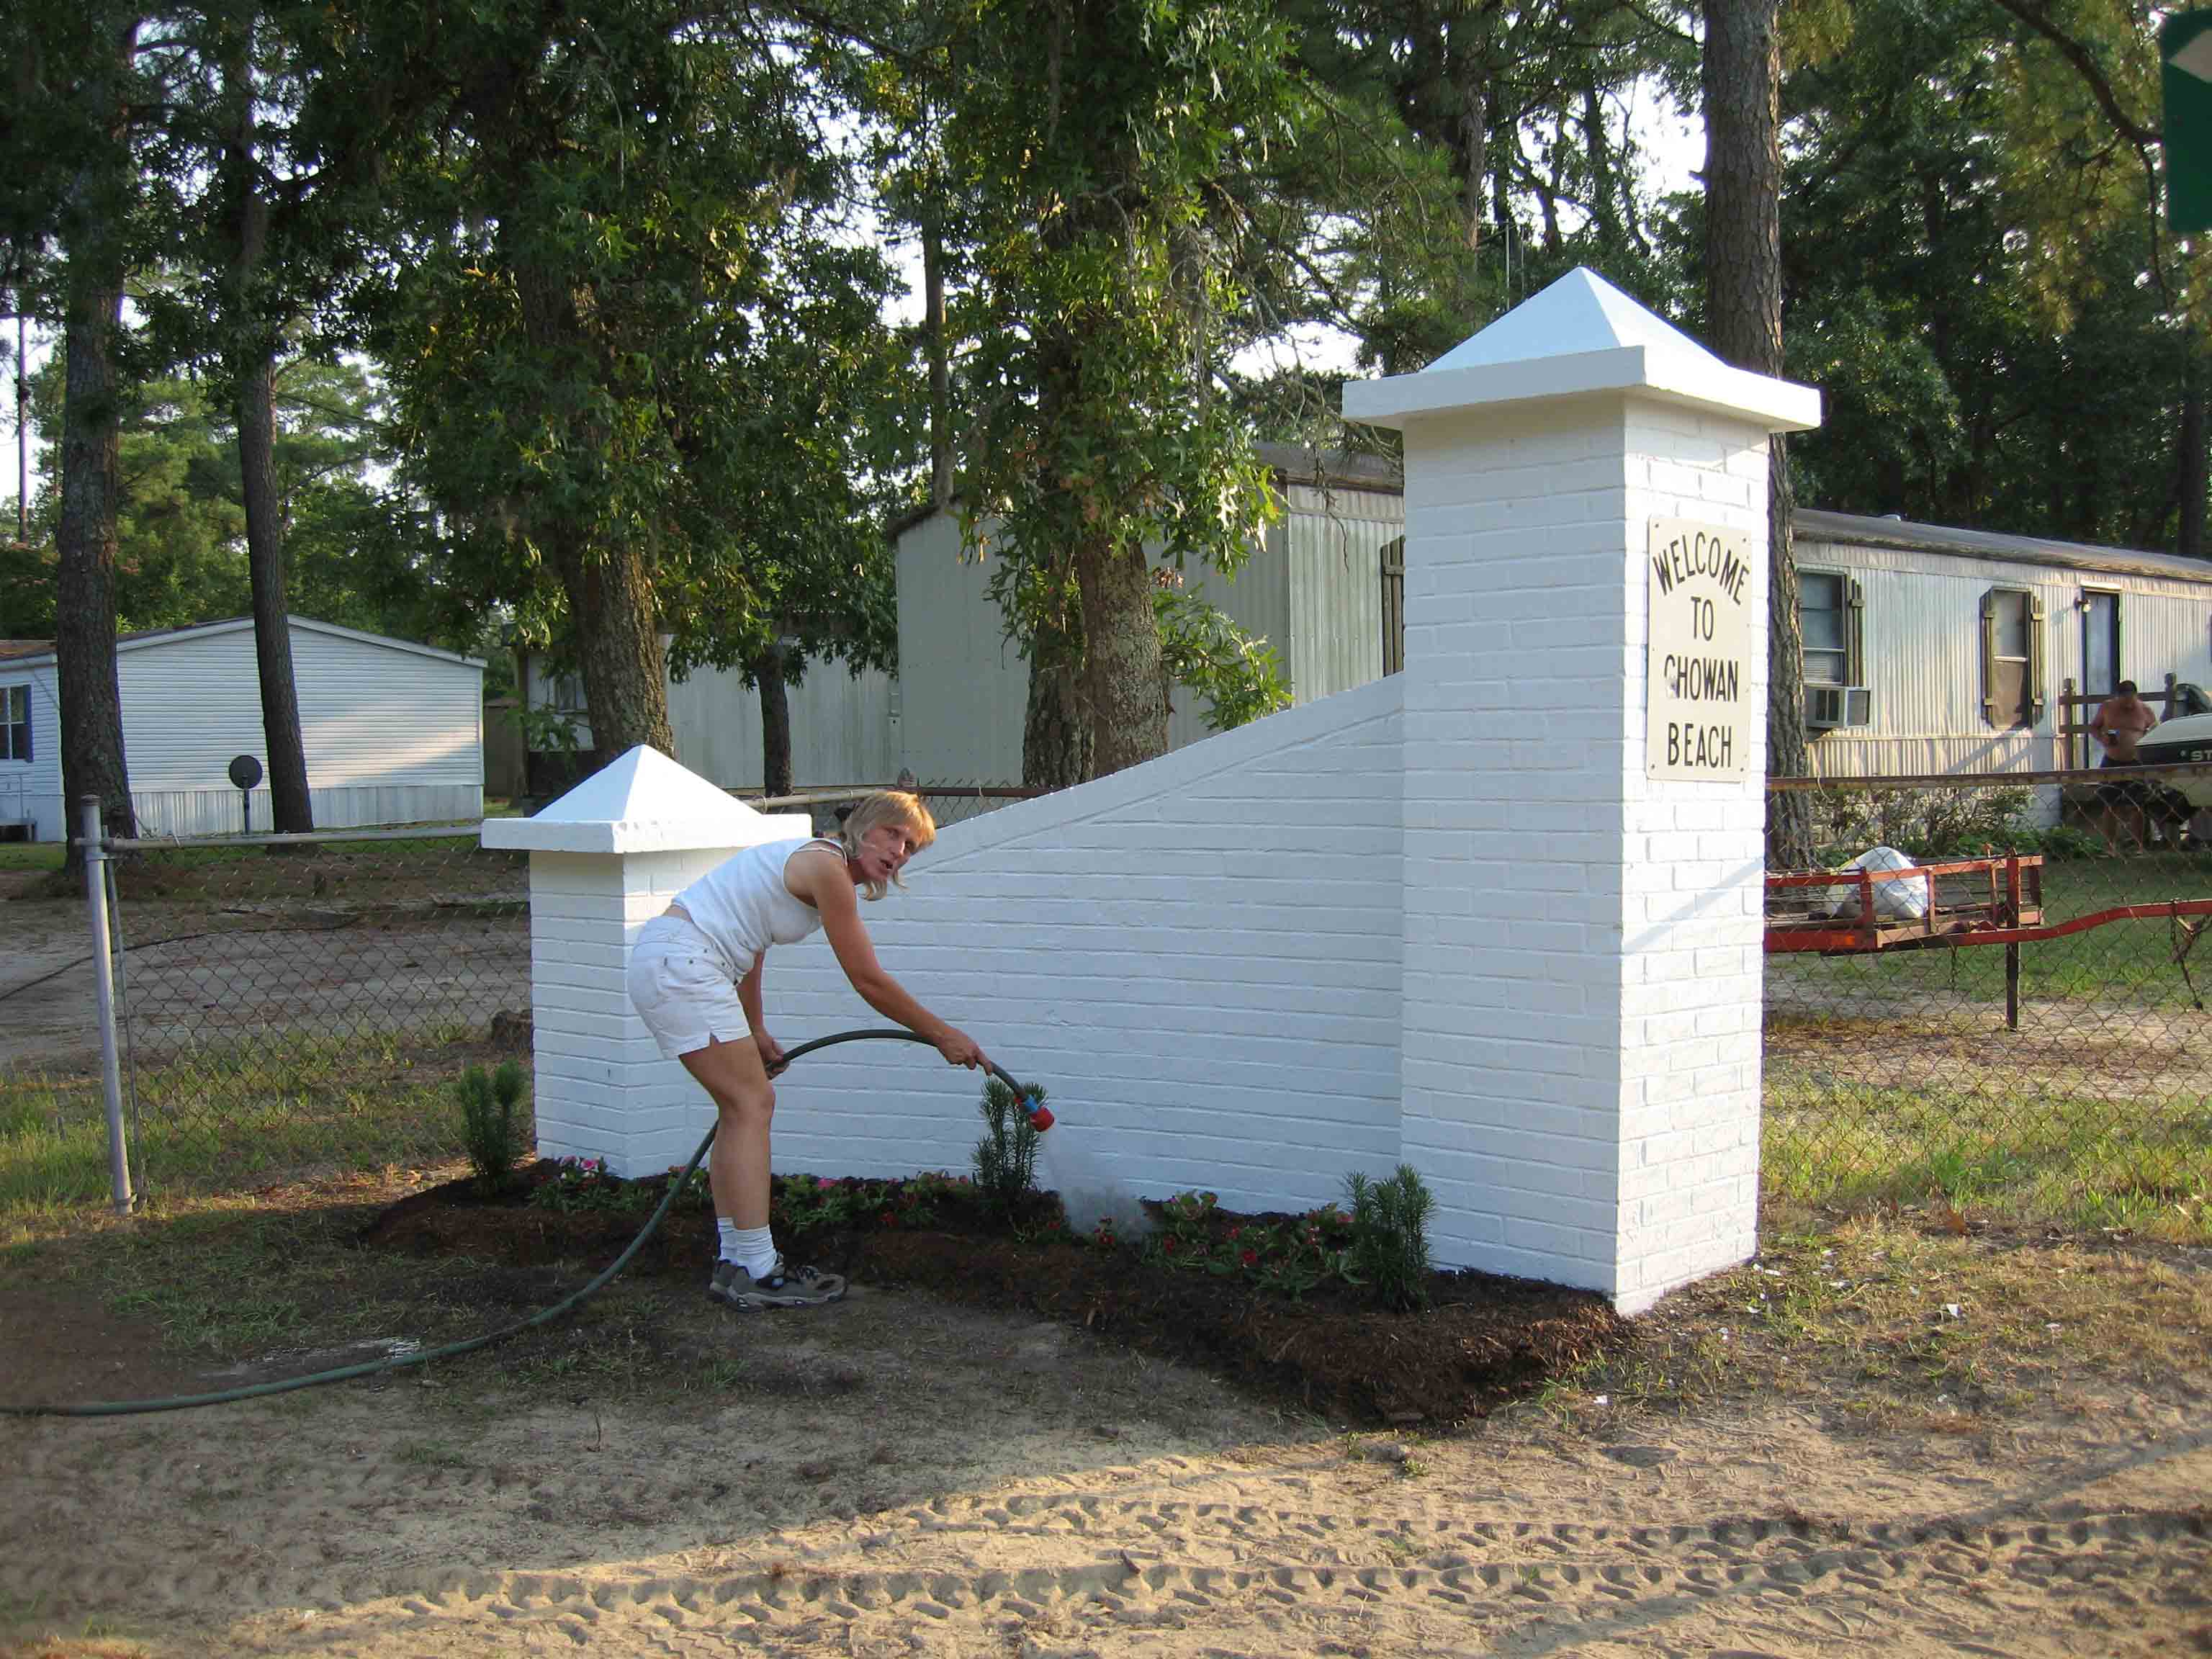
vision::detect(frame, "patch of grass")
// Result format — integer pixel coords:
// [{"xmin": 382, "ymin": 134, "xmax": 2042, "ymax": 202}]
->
[
  {"xmin": 1562, "ymin": 1214, "xmax": 2212, "ymax": 1438},
  {"xmin": 1763, "ymin": 1075, "xmax": 2212, "ymax": 1245},
  {"xmin": 0, "ymin": 842, "xmax": 65, "ymax": 873},
  {"xmin": 0, "ymin": 1046, "xmax": 530, "ymax": 1237}
]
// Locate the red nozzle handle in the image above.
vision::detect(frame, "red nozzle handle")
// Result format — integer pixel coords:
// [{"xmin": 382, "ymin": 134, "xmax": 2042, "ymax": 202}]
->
[{"xmin": 1025, "ymin": 1104, "xmax": 1054, "ymax": 1132}]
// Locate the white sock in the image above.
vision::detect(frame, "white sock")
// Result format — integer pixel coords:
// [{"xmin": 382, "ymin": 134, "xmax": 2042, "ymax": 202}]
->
[{"xmin": 719, "ymin": 1220, "xmax": 778, "ymax": 1279}]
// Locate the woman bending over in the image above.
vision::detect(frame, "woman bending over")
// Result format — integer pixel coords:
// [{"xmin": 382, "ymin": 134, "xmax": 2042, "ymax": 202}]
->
[{"xmin": 627, "ymin": 791, "xmax": 985, "ymax": 1308}]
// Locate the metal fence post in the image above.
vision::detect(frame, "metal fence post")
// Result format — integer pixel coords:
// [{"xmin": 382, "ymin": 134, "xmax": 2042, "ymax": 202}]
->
[{"xmin": 80, "ymin": 795, "xmax": 133, "ymax": 1215}]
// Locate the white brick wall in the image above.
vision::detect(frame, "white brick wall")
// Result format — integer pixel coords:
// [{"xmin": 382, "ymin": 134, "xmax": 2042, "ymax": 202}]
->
[
  {"xmin": 517, "ymin": 269, "xmax": 1812, "ymax": 1314},
  {"xmin": 1388, "ymin": 399, "xmax": 1774, "ymax": 1311},
  {"xmin": 633, "ymin": 675, "xmax": 1406, "ymax": 1233}
]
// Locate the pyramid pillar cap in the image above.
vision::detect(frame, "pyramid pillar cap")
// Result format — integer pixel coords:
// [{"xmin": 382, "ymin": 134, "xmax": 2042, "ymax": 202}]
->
[
  {"xmin": 1344, "ymin": 266, "xmax": 1820, "ymax": 433},
  {"xmin": 480, "ymin": 744, "xmax": 812, "ymax": 855}
]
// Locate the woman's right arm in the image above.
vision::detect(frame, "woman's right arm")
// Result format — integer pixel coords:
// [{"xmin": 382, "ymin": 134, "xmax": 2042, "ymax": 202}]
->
[{"xmin": 792, "ymin": 850, "xmax": 986, "ymax": 1069}]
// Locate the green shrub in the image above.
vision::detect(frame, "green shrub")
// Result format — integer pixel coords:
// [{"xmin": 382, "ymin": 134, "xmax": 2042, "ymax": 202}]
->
[
  {"xmin": 972, "ymin": 1076, "xmax": 1042, "ymax": 1219},
  {"xmin": 457, "ymin": 1061, "xmax": 528, "ymax": 1195},
  {"xmin": 1344, "ymin": 1164, "xmax": 1436, "ymax": 1311}
]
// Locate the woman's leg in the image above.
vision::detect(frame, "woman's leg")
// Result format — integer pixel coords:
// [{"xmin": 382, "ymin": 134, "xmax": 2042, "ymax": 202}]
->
[{"xmin": 680, "ymin": 1036, "xmax": 774, "ymax": 1230}]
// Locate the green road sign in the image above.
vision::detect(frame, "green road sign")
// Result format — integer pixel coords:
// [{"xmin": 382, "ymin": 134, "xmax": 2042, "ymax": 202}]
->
[{"xmin": 2166, "ymin": 11, "xmax": 2212, "ymax": 233}]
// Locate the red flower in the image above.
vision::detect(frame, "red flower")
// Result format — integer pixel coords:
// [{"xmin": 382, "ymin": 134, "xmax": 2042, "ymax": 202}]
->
[
  {"xmin": 1164, "ymin": 1238, "xmax": 1178, "ymax": 1254},
  {"xmin": 1240, "ymin": 1249, "xmax": 1258, "ymax": 1268}
]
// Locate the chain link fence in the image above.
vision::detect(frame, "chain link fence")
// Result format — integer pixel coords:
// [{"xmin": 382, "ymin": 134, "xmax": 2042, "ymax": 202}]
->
[
  {"xmin": 4, "ymin": 786, "xmax": 1038, "ymax": 1208},
  {"xmin": 21, "ymin": 830, "xmax": 532, "ymax": 1202},
  {"xmin": 1763, "ymin": 770, "xmax": 2211, "ymax": 1238}
]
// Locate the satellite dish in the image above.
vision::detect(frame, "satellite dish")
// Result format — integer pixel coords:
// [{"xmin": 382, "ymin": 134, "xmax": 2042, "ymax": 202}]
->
[{"xmin": 228, "ymin": 754, "xmax": 264, "ymax": 791}]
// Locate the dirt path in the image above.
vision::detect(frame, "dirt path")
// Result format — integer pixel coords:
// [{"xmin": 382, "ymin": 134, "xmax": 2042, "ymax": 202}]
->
[{"xmin": 5, "ymin": 1289, "xmax": 2206, "ymax": 1659}]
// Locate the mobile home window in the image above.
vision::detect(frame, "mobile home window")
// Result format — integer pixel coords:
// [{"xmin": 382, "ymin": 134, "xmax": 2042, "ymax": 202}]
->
[
  {"xmin": 1798, "ymin": 570, "xmax": 1861, "ymax": 685},
  {"xmin": 1979, "ymin": 587, "xmax": 2045, "ymax": 729},
  {"xmin": 1, "ymin": 685, "xmax": 27, "ymax": 763}
]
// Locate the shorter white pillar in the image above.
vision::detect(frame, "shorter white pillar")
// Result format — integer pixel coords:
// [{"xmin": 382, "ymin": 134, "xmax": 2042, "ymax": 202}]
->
[{"xmin": 481, "ymin": 745, "xmax": 810, "ymax": 1174}]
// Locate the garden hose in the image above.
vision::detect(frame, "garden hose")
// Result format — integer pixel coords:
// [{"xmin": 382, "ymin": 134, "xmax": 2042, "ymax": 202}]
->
[{"xmin": 2, "ymin": 1028, "xmax": 1046, "ymax": 1419}]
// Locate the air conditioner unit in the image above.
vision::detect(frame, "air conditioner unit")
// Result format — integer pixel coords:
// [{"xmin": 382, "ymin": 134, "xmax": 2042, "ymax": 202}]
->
[{"xmin": 1806, "ymin": 684, "xmax": 1873, "ymax": 729}]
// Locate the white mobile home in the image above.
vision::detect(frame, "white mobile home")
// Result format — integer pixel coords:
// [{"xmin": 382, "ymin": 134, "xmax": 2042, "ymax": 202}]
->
[
  {"xmin": 0, "ymin": 616, "xmax": 484, "ymax": 842},
  {"xmin": 1791, "ymin": 511, "xmax": 2212, "ymax": 777},
  {"xmin": 891, "ymin": 444, "xmax": 1408, "ymax": 783}
]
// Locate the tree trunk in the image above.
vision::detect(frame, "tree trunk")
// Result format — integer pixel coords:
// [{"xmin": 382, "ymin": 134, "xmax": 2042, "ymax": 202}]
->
[
  {"xmin": 508, "ymin": 239, "xmax": 675, "ymax": 771},
  {"xmin": 238, "ymin": 356, "xmax": 314, "ymax": 830},
  {"xmin": 923, "ymin": 201, "xmax": 953, "ymax": 512},
  {"xmin": 53, "ymin": 6, "xmax": 140, "ymax": 884},
  {"xmin": 756, "ymin": 640, "xmax": 792, "ymax": 797},
  {"xmin": 1075, "ymin": 531, "xmax": 1166, "ymax": 778},
  {"xmin": 1022, "ymin": 634, "xmax": 1091, "ymax": 789},
  {"xmin": 223, "ymin": 25, "xmax": 313, "ymax": 832},
  {"xmin": 55, "ymin": 261, "xmax": 135, "ymax": 876},
  {"xmin": 552, "ymin": 532, "xmax": 675, "ymax": 772},
  {"xmin": 1703, "ymin": 0, "xmax": 1813, "ymax": 868},
  {"xmin": 2177, "ymin": 343, "xmax": 2208, "ymax": 559}
]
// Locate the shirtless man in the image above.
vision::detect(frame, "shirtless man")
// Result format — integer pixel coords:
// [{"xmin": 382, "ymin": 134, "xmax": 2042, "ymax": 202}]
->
[
  {"xmin": 2089, "ymin": 680, "xmax": 2159, "ymax": 763},
  {"xmin": 2088, "ymin": 680, "xmax": 2167, "ymax": 849}
]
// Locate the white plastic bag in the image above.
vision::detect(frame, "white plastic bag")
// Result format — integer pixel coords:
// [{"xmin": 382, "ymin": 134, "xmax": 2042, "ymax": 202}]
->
[{"xmin": 1821, "ymin": 845, "xmax": 1929, "ymax": 922}]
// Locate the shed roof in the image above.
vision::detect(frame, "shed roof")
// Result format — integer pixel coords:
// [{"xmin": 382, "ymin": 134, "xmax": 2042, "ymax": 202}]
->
[
  {"xmin": 0, "ymin": 615, "xmax": 486, "ymax": 670},
  {"xmin": 1797, "ymin": 509, "xmax": 2212, "ymax": 588}
]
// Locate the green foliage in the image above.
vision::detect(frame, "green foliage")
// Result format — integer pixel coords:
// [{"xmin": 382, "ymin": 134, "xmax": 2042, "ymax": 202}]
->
[
  {"xmin": 455, "ymin": 1061, "xmax": 527, "ymax": 1197},
  {"xmin": 1141, "ymin": 1188, "xmax": 1358, "ymax": 1300},
  {"xmin": 1811, "ymin": 786, "xmax": 2038, "ymax": 863},
  {"xmin": 1771, "ymin": 0, "xmax": 2185, "ymax": 547},
  {"xmin": 1154, "ymin": 585, "xmax": 1292, "ymax": 732},
  {"xmin": 527, "ymin": 1156, "xmax": 710, "ymax": 1216},
  {"xmin": 771, "ymin": 1170, "xmax": 969, "ymax": 1235},
  {"xmin": 1344, "ymin": 1166, "xmax": 1436, "ymax": 1312},
  {"xmin": 367, "ymin": 2, "xmax": 905, "ymax": 752},
  {"xmin": 972, "ymin": 1076, "xmax": 1042, "ymax": 1218}
]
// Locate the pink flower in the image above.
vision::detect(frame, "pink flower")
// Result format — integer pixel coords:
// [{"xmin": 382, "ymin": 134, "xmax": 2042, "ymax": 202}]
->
[{"xmin": 818, "ymin": 1177, "xmax": 836, "ymax": 1190}]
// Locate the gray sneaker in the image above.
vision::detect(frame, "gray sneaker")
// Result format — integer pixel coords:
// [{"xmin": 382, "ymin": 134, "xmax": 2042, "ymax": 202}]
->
[{"xmin": 706, "ymin": 1256, "xmax": 846, "ymax": 1310}]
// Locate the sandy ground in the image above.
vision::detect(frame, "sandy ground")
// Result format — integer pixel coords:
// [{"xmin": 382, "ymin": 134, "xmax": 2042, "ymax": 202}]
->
[{"xmin": 4, "ymin": 1273, "xmax": 2208, "ymax": 1659}]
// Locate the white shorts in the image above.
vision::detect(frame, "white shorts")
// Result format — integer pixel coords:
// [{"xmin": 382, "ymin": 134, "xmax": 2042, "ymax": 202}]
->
[{"xmin": 627, "ymin": 912, "xmax": 755, "ymax": 1061}]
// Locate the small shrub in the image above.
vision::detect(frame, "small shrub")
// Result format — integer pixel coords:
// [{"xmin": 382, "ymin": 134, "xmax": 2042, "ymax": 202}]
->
[
  {"xmin": 457, "ymin": 1061, "xmax": 528, "ymax": 1195},
  {"xmin": 1138, "ymin": 1190, "xmax": 1355, "ymax": 1299},
  {"xmin": 1345, "ymin": 1164, "xmax": 1436, "ymax": 1311},
  {"xmin": 772, "ymin": 1171, "xmax": 965, "ymax": 1234},
  {"xmin": 531, "ymin": 1155, "xmax": 639, "ymax": 1213},
  {"xmin": 973, "ymin": 1076, "xmax": 1042, "ymax": 1219}
]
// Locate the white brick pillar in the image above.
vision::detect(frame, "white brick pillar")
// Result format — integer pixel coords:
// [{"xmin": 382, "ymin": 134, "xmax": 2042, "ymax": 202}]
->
[
  {"xmin": 1346, "ymin": 268, "xmax": 1821, "ymax": 1313},
  {"xmin": 481, "ymin": 745, "xmax": 811, "ymax": 1175}
]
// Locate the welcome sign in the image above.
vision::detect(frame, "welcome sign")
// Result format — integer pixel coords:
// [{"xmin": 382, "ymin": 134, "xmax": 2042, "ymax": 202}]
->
[{"xmin": 1646, "ymin": 518, "xmax": 1755, "ymax": 782}]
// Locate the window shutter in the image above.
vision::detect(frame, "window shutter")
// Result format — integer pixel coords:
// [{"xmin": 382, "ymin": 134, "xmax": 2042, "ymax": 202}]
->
[
  {"xmin": 1979, "ymin": 589, "xmax": 1998, "ymax": 725},
  {"xmin": 1846, "ymin": 577, "xmax": 1866, "ymax": 684},
  {"xmin": 2028, "ymin": 594, "xmax": 2047, "ymax": 724}
]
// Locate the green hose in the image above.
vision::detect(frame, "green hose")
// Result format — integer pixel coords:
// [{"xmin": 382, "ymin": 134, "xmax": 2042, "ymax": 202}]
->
[{"xmin": 4, "ymin": 1028, "xmax": 1020, "ymax": 1419}]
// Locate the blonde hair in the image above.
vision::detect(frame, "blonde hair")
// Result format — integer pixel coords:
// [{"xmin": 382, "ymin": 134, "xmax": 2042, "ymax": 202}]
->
[{"xmin": 838, "ymin": 790, "xmax": 937, "ymax": 901}]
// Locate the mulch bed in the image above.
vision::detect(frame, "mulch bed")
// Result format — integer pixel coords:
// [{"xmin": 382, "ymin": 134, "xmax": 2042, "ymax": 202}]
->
[{"xmin": 361, "ymin": 1163, "xmax": 1631, "ymax": 1427}]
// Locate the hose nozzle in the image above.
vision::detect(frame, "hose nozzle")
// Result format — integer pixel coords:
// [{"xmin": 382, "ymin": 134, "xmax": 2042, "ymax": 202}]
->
[{"xmin": 988, "ymin": 1062, "xmax": 1053, "ymax": 1133}]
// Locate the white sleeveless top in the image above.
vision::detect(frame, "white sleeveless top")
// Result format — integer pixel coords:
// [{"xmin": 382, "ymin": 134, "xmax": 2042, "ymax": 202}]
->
[{"xmin": 674, "ymin": 836, "xmax": 845, "ymax": 970}]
